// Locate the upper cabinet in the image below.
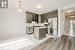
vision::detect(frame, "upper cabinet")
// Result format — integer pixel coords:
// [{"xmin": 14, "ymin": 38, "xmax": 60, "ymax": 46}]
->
[
  {"xmin": 41, "ymin": 10, "xmax": 58, "ymax": 23},
  {"xmin": 26, "ymin": 11, "xmax": 38, "ymax": 23},
  {"xmin": 41, "ymin": 13, "xmax": 48, "ymax": 23},
  {"xmin": 26, "ymin": 10, "xmax": 58, "ymax": 23}
]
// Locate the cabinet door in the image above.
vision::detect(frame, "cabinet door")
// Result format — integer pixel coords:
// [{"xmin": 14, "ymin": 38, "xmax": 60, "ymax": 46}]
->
[
  {"xmin": 26, "ymin": 27, "xmax": 33, "ymax": 34},
  {"xmin": 41, "ymin": 14, "xmax": 48, "ymax": 23},
  {"xmin": 26, "ymin": 13, "xmax": 32, "ymax": 23},
  {"xmin": 32, "ymin": 14, "xmax": 38, "ymax": 23},
  {"xmin": 39, "ymin": 28, "xmax": 46, "ymax": 40},
  {"xmin": 26, "ymin": 12, "xmax": 38, "ymax": 23}
]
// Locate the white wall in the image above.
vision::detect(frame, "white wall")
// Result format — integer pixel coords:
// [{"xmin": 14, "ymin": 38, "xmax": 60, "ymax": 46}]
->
[
  {"xmin": 0, "ymin": 9, "xmax": 26, "ymax": 41},
  {"xmin": 0, "ymin": 0, "xmax": 75, "ymax": 41},
  {"xmin": 58, "ymin": 8, "xmax": 65, "ymax": 37},
  {"xmin": 58, "ymin": 3, "xmax": 75, "ymax": 37}
]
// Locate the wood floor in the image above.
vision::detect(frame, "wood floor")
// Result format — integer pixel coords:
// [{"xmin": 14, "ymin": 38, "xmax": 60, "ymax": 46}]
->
[{"xmin": 31, "ymin": 35, "xmax": 75, "ymax": 50}]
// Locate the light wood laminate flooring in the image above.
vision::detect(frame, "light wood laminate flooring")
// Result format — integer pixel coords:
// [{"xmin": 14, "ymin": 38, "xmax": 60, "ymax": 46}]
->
[{"xmin": 31, "ymin": 35, "xmax": 75, "ymax": 50}]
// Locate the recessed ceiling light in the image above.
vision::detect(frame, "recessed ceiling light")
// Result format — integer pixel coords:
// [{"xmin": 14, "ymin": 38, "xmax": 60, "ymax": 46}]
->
[
  {"xmin": 71, "ymin": 16, "xmax": 75, "ymax": 17},
  {"xmin": 36, "ymin": 5, "xmax": 42, "ymax": 9},
  {"xmin": 66, "ymin": 10, "xmax": 73, "ymax": 13}
]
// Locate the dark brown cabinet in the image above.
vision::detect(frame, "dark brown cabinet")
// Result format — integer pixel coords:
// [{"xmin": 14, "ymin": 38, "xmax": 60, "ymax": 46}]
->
[
  {"xmin": 26, "ymin": 11, "xmax": 38, "ymax": 23},
  {"xmin": 41, "ymin": 10, "xmax": 58, "ymax": 23},
  {"xmin": 41, "ymin": 14, "xmax": 48, "ymax": 23}
]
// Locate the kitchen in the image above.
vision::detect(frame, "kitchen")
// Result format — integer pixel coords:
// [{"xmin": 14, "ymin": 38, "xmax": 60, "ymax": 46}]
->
[{"xmin": 26, "ymin": 10, "xmax": 58, "ymax": 40}]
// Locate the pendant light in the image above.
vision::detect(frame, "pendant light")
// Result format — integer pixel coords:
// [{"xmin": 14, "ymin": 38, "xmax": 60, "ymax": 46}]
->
[{"xmin": 17, "ymin": 0, "xmax": 23, "ymax": 12}]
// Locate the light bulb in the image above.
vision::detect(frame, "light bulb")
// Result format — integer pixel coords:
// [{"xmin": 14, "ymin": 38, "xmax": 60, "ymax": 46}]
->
[
  {"xmin": 17, "ymin": 9, "xmax": 23, "ymax": 12},
  {"xmin": 36, "ymin": 5, "xmax": 42, "ymax": 9}
]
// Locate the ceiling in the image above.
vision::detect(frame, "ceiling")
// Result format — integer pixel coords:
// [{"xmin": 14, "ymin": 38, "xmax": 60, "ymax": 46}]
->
[{"xmin": 9, "ymin": 0, "xmax": 75, "ymax": 14}]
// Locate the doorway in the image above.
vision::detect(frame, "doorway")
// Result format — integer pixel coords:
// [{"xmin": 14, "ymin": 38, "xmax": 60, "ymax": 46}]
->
[{"xmin": 64, "ymin": 9, "xmax": 75, "ymax": 37}]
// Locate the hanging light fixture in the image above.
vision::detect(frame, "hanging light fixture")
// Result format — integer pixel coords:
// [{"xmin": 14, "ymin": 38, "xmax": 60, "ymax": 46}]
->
[{"xmin": 17, "ymin": 0, "xmax": 23, "ymax": 12}]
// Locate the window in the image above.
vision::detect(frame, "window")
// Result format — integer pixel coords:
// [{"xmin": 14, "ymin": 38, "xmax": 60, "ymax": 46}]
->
[{"xmin": 0, "ymin": 0, "xmax": 8, "ymax": 8}]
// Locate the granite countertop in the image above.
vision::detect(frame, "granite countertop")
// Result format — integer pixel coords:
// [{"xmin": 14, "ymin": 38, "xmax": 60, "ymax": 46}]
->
[
  {"xmin": 26, "ymin": 23, "xmax": 45, "ymax": 27},
  {"xmin": 34, "ymin": 26, "xmax": 47, "ymax": 29}
]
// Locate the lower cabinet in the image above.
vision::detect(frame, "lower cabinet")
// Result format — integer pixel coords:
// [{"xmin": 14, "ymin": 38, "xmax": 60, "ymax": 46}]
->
[
  {"xmin": 34, "ymin": 27, "xmax": 47, "ymax": 40},
  {"xmin": 26, "ymin": 27, "xmax": 33, "ymax": 35}
]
